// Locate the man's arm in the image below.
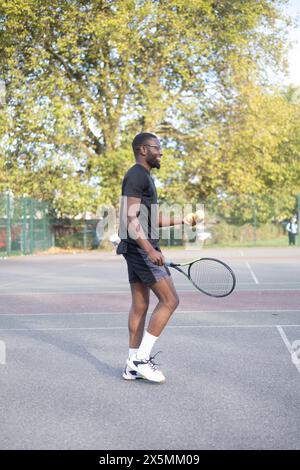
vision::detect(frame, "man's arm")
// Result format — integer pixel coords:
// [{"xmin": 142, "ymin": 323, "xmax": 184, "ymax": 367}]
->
[
  {"xmin": 126, "ymin": 197, "xmax": 165, "ymax": 266},
  {"xmin": 159, "ymin": 211, "xmax": 204, "ymax": 227},
  {"xmin": 159, "ymin": 213, "xmax": 184, "ymax": 228}
]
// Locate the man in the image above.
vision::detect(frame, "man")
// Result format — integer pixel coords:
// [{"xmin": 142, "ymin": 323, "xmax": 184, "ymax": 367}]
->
[
  {"xmin": 286, "ymin": 216, "xmax": 298, "ymax": 246},
  {"xmin": 117, "ymin": 132, "xmax": 191, "ymax": 384}
]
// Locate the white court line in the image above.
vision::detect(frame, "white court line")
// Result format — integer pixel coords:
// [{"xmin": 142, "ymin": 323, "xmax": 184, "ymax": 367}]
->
[
  {"xmin": 238, "ymin": 281, "xmax": 300, "ymax": 285},
  {"xmin": 245, "ymin": 261, "xmax": 259, "ymax": 284},
  {"xmin": 276, "ymin": 326, "xmax": 300, "ymax": 375},
  {"xmin": 0, "ymin": 309, "xmax": 300, "ymax": 317},
  {"xmin": 240, "ymin": 250, "xmax": 244, "ymax": 257},
  {"xmin": 1, "ymin": 324, "xmax": 300, "ymax": 331},
  {"xmin": 1, "ymin": 286, "xmax": 300, "ymax": 295},
  {"xmin": 0, "ymin": 280, "xmax": 26, "ymax": 288}
]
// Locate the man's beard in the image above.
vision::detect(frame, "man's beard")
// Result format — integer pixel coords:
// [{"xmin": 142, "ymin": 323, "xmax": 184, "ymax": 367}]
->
[{"xmin": 147, "ymin": 155, "xmax": 160, "ymax": 169}]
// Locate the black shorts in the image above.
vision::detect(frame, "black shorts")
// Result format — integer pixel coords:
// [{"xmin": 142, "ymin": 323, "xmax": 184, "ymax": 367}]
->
[{"xmin": 121, "ymin": 244, "xmax": 171, "ymax": 287}]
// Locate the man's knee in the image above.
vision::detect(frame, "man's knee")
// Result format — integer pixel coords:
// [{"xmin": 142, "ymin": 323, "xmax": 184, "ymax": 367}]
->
[
  {"xmin": 131, "ymin": 300, "xmax": 149, "ymax": 316},
  {"xmin": 164, "ymin": 293, "xmax": 179, "ymax": 312},
  {"xmin": 173, "ymin": 294, "xmax": 180, "ymax": 310}
]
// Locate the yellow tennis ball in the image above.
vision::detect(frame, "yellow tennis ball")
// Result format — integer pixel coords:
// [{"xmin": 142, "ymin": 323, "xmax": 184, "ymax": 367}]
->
[{"xmin": 184, "ymin": 212, "xmax": 197, "ymax": 225}]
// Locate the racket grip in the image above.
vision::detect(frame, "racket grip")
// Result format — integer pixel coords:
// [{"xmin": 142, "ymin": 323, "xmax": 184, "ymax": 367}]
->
[{"xmin": 165, "ymin": 261, "xmax": 176, "ymax": 267}]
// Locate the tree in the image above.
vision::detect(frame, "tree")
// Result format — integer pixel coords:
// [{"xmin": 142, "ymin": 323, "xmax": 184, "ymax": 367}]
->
[
  {"xmin": 162, "ymin": 82, "xmax": 300, "ymax": 224},
  {"xmin": 0, "ymin": 0, "xmax": 291, "ymax": 217}
]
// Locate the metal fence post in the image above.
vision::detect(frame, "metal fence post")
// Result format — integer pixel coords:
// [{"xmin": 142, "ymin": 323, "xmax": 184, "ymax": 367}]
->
[
  {"xmin": 29, "ymin": 199, "xmax": 34, "ymax": 254},
  {"xmin": 83, "ymin": 221, "xmax": 87, "ymax": 250},
  {"xmin": 251, "ymin": 196, "xmax": 257, "ymax": 246},
  {"xmin": 22, "ymin": 198, "xmax": 27, "ymax": 255},
  {"xmin": 6, "ymin": 193, "xmax": 11, "ymax": 256},
  {"xmin": 42, "ymin": 204, "xmax": 46, "ymax": 250},
  {"xmin": 297, "ymin": 195, "xmax": 300, "ymax": 246}
]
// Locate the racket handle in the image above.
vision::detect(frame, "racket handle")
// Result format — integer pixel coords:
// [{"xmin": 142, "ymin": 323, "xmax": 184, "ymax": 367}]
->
[{"xmin": 165, "ymin": 261, "xmax": 176, "ymax": 267}]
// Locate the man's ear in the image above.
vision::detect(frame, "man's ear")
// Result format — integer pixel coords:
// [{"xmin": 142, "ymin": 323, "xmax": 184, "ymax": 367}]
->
[{"xmin": 139, "ymin": 145, "xmax": 146, "ymax": 156}]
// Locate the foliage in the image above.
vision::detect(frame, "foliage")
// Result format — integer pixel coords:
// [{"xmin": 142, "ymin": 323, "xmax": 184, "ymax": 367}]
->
[{"xmin": 0, "ymin": 0, "xmax": 298, "ymax": 223}]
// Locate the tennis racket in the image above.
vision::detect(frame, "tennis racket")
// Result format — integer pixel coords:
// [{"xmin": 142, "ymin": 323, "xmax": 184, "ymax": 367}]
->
[{"xmin": 165, "ymin": 257, "xmax": 236, "ymax": 298}]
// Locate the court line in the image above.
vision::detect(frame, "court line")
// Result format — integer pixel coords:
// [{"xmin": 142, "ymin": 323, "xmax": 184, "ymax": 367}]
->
[
  {"xmin": 245, "ymin": 261, "xmax": 259, "ymax": 284},
  {"xmin": 0, "ymin": 280, "xmax": 27, "ymax": 288},
  {"xmin": 1, "ymin": 324, "xmax": 300, "ymax": 331},
  {"xmin": 276, "ymin": 326, "xmax": 300, "ymax": 375},
  {"xmin": 1, "ymin": 286, "xmax": 300, "ymax": 295},
  {"xmin": 0, "ymin": 309, "xmax": 300, "ymax": 316},
  {"xmin": 238, "ymin": 282, "xmax": 300, "ymax": 285}
]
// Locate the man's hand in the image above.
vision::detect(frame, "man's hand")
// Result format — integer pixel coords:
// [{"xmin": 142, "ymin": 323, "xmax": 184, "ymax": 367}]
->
[
  {"xmin": 147, "ymin": 248, "xmax": 165, "ymax": 266},
  {"xmin": 183, "ymin": 209, "xmax": 204, "ymax": 226}
]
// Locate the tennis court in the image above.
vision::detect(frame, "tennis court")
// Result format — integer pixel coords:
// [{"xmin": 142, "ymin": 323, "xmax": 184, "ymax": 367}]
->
[{"xmin": 0, "ymin": 246, "xmax": 300, "ymax": 450}]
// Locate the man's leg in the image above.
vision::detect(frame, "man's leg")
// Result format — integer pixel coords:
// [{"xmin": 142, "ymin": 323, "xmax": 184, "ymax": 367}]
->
[
  {"xmin": 148, "ymin": 276, "xmax": 179, "ymax": 336},
  {"xmin": 134, "ymin": 276, "xmax": 179, "ymax": 360},
  {"xmin": 127, "ymin": 276, "xmax": 179, "ymax": 383},
  {"xmin": 123, "ymin": 282, "xmax": 150, "ymax": 380},
  {"xmin": 128, "ymin": 282, "xmax": 150, "ymax": 348}
]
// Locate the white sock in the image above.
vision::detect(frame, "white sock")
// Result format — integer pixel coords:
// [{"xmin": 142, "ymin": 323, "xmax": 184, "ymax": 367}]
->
[
  {"xmin": 128, "ymin": 348, "xmax": 138, "ymax": 358},
  {"xmin": 137, "ymin": 331, "xmax": 158, "ymax": 360}
]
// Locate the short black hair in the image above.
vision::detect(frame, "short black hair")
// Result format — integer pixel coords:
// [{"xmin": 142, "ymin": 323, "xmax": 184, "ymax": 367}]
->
[{"xmin": 132, "ymin": 132, "xmax": 157, "ymax": 156}]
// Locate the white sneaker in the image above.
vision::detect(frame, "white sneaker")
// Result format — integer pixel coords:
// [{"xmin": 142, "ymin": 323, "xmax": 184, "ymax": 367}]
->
[
  {"xmin": 126, "ymin": 352, "xmax": 165, "ymax": 383},
  {"xmin": 122, "ymin": 364, "xmax": 145, "ymax": 381}
]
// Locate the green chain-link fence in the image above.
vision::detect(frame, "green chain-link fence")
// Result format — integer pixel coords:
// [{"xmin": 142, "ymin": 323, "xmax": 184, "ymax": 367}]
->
[
  {"xmin": 0, "ymin": 193, "xmax": 53, "ymax": 257},
  {"xmin": 52, "ymin": 219, "xmax": 100, "ymax": 250}
]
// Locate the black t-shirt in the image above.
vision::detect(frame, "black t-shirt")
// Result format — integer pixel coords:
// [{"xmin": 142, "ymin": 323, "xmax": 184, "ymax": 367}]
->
[{"xmin": 119, "ymin": 163, "xmax": 159, "ymax": 248}]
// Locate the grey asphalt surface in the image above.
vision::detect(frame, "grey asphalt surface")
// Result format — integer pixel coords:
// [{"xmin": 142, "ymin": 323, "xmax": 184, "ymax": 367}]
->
[{"xmin": 0, "ymin": 247, "xmax": 300, "ymax": 450}]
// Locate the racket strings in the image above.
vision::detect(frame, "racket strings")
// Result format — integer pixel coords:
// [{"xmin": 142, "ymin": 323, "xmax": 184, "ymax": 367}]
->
[{"xmin": 189, "ymin": 259, "xmax": 234, "ymax": 296}]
